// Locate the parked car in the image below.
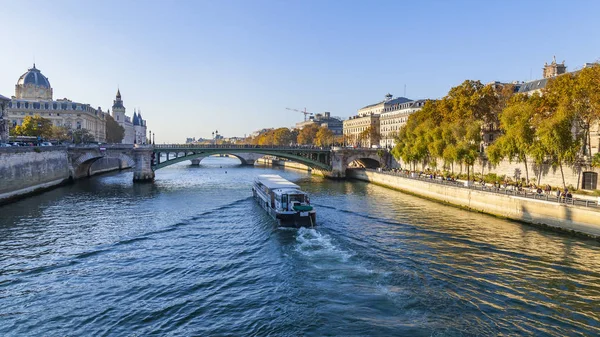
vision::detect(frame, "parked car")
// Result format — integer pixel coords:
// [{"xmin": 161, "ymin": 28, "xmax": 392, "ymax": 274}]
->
[
  {"xmin": 0, "ymin": 143, "xmax": 12, "ymax": 147},
  {"xmin": 40, "ymin": 142, "xmax": 53, "ymax": 146}
]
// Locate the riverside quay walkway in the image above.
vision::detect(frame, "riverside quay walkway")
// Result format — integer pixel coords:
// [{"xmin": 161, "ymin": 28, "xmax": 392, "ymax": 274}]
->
[{"xmin": 364, "ymin": 168, "xmax": 600, "ymax": 210}]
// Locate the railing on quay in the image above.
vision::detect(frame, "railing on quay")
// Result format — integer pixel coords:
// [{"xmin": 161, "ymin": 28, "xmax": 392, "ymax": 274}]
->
[{"xmin": 363, "ymin": 168, "xmax": 600, "ymax": 210}]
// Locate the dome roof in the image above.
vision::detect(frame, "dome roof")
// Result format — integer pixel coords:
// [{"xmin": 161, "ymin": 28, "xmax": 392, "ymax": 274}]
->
[{"xmin": 17, "ymin": 64, "xmax": 51, "ymax": 88}]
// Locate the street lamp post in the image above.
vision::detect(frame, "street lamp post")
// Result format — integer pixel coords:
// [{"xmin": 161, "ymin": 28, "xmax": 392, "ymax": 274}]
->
[
  {"xmin": 152, "ymin": 132, "xmax": 155, "ymax": 145},
  {"xmin": 37, "ymin": 122, "xmax": 42, "ymax": 145}
]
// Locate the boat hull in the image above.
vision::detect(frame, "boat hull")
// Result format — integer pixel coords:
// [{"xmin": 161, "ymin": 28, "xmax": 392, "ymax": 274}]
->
[
  {"xmin": 253, "ymin": 192, "xmax": 316, "ymax": 228},
  {"xmin": 276, "ymin": 211, "xmax": 317, "ymax": 228}
]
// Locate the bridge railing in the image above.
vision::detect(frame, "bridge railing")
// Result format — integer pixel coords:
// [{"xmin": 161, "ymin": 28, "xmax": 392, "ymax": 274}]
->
[
  {"xmin": 363, "ymin": 168, "xmax": 600, "ymax": 210},
  {"xmin": 153, "ymin": 144, "xmax": 332, "ymax": 151}
]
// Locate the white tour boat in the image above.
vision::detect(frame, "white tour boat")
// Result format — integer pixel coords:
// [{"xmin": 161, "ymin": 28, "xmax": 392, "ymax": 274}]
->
[{"xmin": 252, "ymin": 174, "xmax": 316, "ymax": 227}]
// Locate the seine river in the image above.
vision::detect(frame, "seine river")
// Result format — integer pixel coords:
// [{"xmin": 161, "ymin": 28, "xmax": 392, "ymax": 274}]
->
[{"xmin": 1, "ymin": 157, "xmax": 599, "ymax": 336}]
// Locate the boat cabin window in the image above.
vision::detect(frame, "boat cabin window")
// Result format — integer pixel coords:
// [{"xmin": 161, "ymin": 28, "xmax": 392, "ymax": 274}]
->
[
  {"xmin": 282, "ymin": 194, "xmax": 288, "ymax": 210},
  {"xmin": 289, "ymin": 194, "xmax": 305, "ymax": 203}
]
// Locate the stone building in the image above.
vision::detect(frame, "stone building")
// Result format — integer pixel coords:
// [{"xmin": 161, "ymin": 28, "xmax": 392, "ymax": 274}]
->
[
  {"xmin": 295, "ymin": 112, "xmax": 343, "ymax": 135},
  {"xmin": 110, "ymin": 90, "xmax": 147, "ymax": 144},
  {"xmin": 0, "ymin": 94, "xmax": 10, "ymax": 142},
  {"xmin": 343, "ymin": 94, "xmax": 412, "ymax": 147},
  {"xmin": 5, "ymin": 64, "xmax": 106, "ymax": 142},
  {"xmin": 343, "ymin": 114, "xmax": 380, "ymax": 147},
  {"xmin": 517, "ymin": 56, "xmax": 568, "ymax": 95},
  {"xmin": 543, "ymin": 56, "xmax": 567, "ymax": 79},
  {"xmin": 379, "ymin": 99, "xmax": 426, "ymax": 148}
]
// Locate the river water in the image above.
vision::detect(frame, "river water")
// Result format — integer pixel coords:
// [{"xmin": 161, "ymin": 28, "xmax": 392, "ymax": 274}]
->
[{"xmin": 1, "ymin": 157, "xmax": 599, "ymax": 336}]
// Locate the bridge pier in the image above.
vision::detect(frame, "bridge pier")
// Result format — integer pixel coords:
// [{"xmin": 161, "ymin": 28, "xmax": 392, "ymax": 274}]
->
[
  {"xmin": 133, "ymin": 146, "xmax": 155, "ymax": 182},
  {"xmin": 190, "ymin": 158, "xmax": 201, "ymax": 166}
]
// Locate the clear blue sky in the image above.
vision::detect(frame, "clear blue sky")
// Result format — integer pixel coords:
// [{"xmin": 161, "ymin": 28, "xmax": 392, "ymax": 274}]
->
[{"xmin": 1, "ymin": 0, "xmax": 599, "ymax": 143}]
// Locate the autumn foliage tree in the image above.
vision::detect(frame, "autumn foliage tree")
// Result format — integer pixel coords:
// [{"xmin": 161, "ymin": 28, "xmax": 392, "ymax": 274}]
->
[
  {"xmin": 315, "ymin": 126, "xmax": 334, "ymax": 147},
  {"xmin": 251, "ymin": 128, "xmax": 297, "ymax": 145},
  {"xmin": 297, "ymin": 124, "xmax": 320, "ymax": 145},
  {"xmin": 392, "ymin": 80, "xmax": 503, "ymax": 180},
  {"xmin": 9, "ymin": 115, "xmax": 54, "ymax": 139}
]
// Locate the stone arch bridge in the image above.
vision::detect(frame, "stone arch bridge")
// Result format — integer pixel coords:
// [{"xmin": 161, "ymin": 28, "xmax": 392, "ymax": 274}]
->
[{"xmin": 67, "ymin": 144, "xmax": 389, "ymax": 182}]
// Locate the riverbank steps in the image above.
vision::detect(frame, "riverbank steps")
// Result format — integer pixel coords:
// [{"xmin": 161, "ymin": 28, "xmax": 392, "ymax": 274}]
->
[{"xmin": 347, "ymin": 169, "xmax": 600, "ymax": 239}]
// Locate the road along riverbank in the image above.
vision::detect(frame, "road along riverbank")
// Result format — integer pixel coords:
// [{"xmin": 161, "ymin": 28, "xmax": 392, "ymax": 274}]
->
[{"xmin": 347, "ymin": 169, "xmax": 600, "ymax": 238}]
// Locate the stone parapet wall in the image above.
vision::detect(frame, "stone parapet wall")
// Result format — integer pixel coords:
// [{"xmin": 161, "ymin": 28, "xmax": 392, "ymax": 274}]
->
[{"xmin": 348, "ymin": 169, "xmax": 600, "ymax": 238}]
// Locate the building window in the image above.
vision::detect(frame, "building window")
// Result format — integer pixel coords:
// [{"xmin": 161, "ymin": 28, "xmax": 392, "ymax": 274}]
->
[{"xmin": 582, "ymin": 172, "xmax": 598, "ymax": 190}]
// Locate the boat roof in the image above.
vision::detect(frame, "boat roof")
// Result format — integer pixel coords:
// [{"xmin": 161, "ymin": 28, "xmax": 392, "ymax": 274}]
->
[{"xmin": 256, "ymin": 174, "xmax": 301, "ymax": 190}]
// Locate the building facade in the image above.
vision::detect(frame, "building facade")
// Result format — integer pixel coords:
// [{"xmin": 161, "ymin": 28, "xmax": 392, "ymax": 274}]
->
[
  {"xmin": 110, "ymin": 90, "xmax": 147, "ymax": 144},
  {"xmin": 6, "ymin": 64, "xmax": 106, "ymax": 142},
  {"xmin": 0, "ymin": 94, "xmax": 10, "ymax": 142},
  {"xmin": 295, "ymin": 112, "xmax": 343, "ymax": 135},
  {"xmin": 380, "ymin": 99, "xmax": 426, "ymax": 148},
  {"xmin": 343, "ymin": 94, "xmax": 413, "ymax": 147},
  {"xmin": 343, "ymin": 114, "xmax": 380, "ymax": 147}
]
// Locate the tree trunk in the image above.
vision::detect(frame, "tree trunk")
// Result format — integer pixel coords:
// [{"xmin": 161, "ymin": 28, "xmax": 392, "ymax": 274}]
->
[
  {"xmin": 559, "ymin": 161, "xmax": 566, "ymax": 190},
  {"xmin": 467, "ymin": 163, "xmax": 470, "ymax": 182},
  {"xmin": 588, "ymin": 130, "xmax": 592, "ymax": 158},
  {"xmin": 481, "ymin": 159, "xmax": 485, "ymax": 177},
  {"xmin": 522, "ymin": 154, "xmax": 529, "ymax": 185}
]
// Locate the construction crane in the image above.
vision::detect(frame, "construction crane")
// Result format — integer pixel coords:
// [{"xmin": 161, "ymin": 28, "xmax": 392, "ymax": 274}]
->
[{"xmin": 286, "ymin": 107, "xmax": 313, "ymax": 121}]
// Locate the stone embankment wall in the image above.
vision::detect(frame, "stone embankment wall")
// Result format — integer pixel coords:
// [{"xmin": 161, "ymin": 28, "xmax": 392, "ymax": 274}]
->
[
  {"xmin": 392, "ymin": 157, "xmax": 600, "ymax": 190},
  {"xmin": 348, "ymin": 169, "xmax": 600, "ymax": 238},
  {"xmin": 0, "ymin": 147, "xmax": 126, "ymax": 204},
  {"xmin": 0, "ymin": 147, "xmax": 71, "ymax": 203}
]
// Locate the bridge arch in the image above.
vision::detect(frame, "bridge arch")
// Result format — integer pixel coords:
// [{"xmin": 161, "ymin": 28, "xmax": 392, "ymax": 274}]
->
[
  {"xmin": 344, "ymin": 153, "xmax": 384, "ymax": 169},
  {"xmin": 187, "ymin": 153, "xmax": 263, "ymax": 166},
  {"xmin": 153, "ymin": 149, "xmax": 331, "ymax": 172},
  {"xmin": 71, "ymin": 152, "xmax": 135, "ymax": 179}
]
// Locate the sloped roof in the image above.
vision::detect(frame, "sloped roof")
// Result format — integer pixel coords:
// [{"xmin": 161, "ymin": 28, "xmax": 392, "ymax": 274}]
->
[
  {"xmin": 256, "ymin": 174, "xmax": 300, "ymax": 190},
  {"xmin": 517, "ymin": 78, "xmax": 549, "ymax": 93}
]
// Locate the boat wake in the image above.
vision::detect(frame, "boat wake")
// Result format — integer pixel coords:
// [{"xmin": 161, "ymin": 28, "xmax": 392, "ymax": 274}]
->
[{"xmin": 294, "ymin": 227, "xmax": 353, "ymax": 262}]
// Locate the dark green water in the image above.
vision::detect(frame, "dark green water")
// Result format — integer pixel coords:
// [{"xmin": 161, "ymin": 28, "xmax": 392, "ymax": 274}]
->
[{"xmin": 1, "ymin": 157, "xmax": 599, "ymax": 336}]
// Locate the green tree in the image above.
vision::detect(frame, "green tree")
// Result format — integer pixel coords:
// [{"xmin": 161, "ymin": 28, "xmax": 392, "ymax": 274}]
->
[
  {"xmin": 105, "ymin": 114, "xmax": 125, "ymax": 143},
  {"xmin": 571, "ymin": 65, "xmax": 600, "ymax": 156},
  {"xmin": 11, "ymin": 115, "xmax": 53, "ymax": 139},
  {"xmin": 315, "ymin": 126, "xmax": 334, "ymax": 147},
  {"xmin": 73, "ymin": 129, "xmax": 95, "ymax": 144},
  {"xmin": 52, "ymin": 126, "xmax": 71, "ymax": 142},
  {"xmin": 486, "ymin": 94, "xmax": 537, "ymax": 183},
  {"xmin": 534, "ymin": 103, "xmax": 580, "ymax": 189}
]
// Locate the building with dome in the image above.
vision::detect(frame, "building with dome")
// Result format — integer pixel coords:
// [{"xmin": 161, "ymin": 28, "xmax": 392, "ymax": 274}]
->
[
  {"xmin": 110, "ymin": 89, "xmax": 147, "ymax": 144},
  {"xmin": 6, "ymin": 64, "xmax": 106, "ymax": 142}
]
